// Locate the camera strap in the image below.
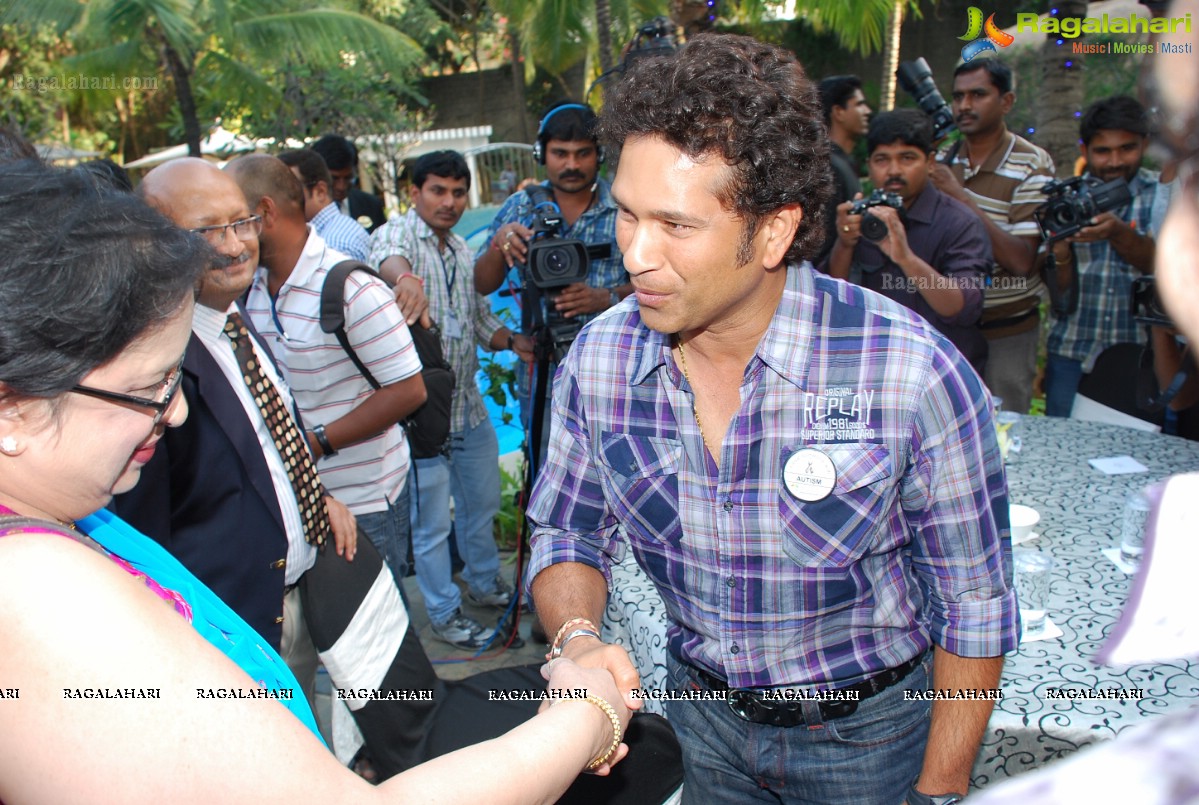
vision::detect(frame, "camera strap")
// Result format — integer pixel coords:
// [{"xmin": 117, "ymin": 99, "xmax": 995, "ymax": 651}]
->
[
  {"xmin": 940, "ymin": 140, "xmax": 962, "ymax": 167},
  {"xmin": 1137, "ymin": 342, "xmax": 1195, "ymax": 413}
]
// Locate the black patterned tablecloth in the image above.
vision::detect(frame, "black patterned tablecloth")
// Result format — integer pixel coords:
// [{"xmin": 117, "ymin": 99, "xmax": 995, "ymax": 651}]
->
[{"xmin": 602, "ymin": 416, "xmax": 1199, "ymax": 785}]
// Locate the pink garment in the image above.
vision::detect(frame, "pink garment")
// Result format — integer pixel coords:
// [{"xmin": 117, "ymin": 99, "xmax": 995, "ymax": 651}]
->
[{"xmin": 0, "ymin": 507, "xmax": 193, "ymax": 621}]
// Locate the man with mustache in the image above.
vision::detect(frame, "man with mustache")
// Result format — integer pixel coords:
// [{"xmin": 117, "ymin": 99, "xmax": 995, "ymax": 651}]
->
[
  {"xmin": 824, "ymin": 110, "xmax": 991, "ymax": 375},
  {"xmin": 930, "ymin": 58, "xmax": 1054, "ymax": 414},
  {"xmin": 473, "ymin": 101, "xmax": 629, "ymax": 471},
  {"xmin": 1042, "ymin": 95, "xmax": 1175, "ymax": 417}
]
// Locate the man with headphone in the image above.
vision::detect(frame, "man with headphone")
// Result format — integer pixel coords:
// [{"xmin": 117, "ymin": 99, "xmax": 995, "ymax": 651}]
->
[{"xmin": 474, "ymin": 101, "xmax": 630, "ymax": 467}]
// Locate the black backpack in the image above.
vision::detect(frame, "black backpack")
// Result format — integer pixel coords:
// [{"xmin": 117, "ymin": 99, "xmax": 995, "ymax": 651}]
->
[{"xmin": 319, "ymin": 260, "xmax": 455, "ymax": 459}]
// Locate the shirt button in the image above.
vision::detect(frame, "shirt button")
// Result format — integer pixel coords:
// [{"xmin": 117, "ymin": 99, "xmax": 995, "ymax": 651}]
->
[
  {"xmin": 730, "ymin": 644, "xmax": 740, "ymax": 655},
  {"xmin": 722, "ymin": 499, "xmax": 734, "ymax": 512},
  {"xmin": 726, "ymin": 576, "xmax": 736, "ymax": 588}
]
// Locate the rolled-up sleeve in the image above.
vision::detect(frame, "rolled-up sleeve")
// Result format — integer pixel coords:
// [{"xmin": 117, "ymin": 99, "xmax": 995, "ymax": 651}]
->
[
  {"xmin": 903, "ymin": 341, "xmax": 1019, "ymax": 656},
  {"xmin": 525, "ymin": 353, "xmax": 625, "ymax": 598}
]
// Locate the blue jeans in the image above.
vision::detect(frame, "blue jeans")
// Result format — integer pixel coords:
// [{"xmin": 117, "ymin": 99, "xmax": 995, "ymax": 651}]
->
[
  {"xmin": 664, "ymin": 653, "xmax": 932, "ymax": 804},
  {"xmin": 356, "ymin": 479, "xmax": 411, "ymax": 584},
  {"xmin": 409, "ymin": 418, "xmax": 503, "ymax": 625},
  {"xmin": 1044, "ymin": 354, "xmax": 1084, "ymax": 418}
]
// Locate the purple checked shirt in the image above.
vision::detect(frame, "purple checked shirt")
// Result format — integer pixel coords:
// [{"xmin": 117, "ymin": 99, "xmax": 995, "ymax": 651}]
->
[{"xmin": 527, "ymin": 265, "xmax": 1019, "ymax": 691}]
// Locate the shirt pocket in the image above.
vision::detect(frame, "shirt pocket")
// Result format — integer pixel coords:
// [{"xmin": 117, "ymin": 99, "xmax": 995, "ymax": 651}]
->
[
  {"xmin": 778, "ymin": 443, "xmax": 894, "ymax": 568},
  {"xmin": 599, "ymin": 432, "xmax": 684, "ymax": 547}
]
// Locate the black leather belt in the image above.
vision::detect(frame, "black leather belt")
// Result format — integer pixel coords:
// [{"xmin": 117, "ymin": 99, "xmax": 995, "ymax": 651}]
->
[{"xmin": 687, "ymin": 653, "xmax": 925, "ymax": 728}]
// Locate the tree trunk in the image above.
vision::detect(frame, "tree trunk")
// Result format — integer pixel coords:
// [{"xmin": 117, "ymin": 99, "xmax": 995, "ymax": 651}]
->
[
  {"xmin": 595, "ymin": 0, "xmax": 615, "ymax": 77},
  {"xmin": 158, "ymin": 34, "xmax": 201, "ymax": 157},
  {"xmin": 508, "ymin": 26, "xmax": 529, "ymax": 142},
  {"xmin": 1036, "ymin": 0, "xmax": 1087, "ymax": 177},
  {"xmin": 879, "ymin": 0, "xmax": 905, "ymax": 111}
]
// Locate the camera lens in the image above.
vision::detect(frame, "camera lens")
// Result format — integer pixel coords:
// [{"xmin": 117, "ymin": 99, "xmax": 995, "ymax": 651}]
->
[{"xmin": 861, "ymin": 213, "xmax": 888, "ymax": 242}]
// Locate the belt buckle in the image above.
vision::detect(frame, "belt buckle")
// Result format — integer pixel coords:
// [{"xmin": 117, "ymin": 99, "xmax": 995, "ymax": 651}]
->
[{"xmin": 726, "ymin": 689, "xmax": 757, "ymax": 722}]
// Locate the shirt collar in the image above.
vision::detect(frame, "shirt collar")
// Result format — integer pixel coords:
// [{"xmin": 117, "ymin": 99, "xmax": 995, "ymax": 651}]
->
[
  {"xmin": 904, "ymin": 183, "xmax": 940, "ymax": 225},
  {"xmin": 192, "ymin": 300, "xmax": 235, "ymax": 343},
  {"xmin": 279, "ymin": 226, "xmax": 329, "ymax": 290},
  {"xmin": 403, "ymin": 207, "xmax": 467, "ymax": 255},
  {"xmin": 311, "ymin": 203, "xmax": 340, "ymax": 229},
  {"xmin": 630, "ymin": 266, "xmax": 814, "ymax": 392},
  {"xmin": 958, "ymin": 128, "xmax": 1015, "ymax": 178}
]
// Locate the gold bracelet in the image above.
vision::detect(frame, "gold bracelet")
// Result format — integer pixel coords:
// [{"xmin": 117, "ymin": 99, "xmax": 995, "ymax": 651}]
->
[
  {"xmin": 583, "ymin": 694, "xmax": 622, "ymax": 771},
  {"xmin": 547, "ymin": 617, "xmax": 599, "ymax": 660}
]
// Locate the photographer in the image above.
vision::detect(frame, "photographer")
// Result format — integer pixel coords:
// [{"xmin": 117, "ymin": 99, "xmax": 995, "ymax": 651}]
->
[
  {"xmin": 1043, "ymin": 95, "xmax": 1175, "ymax": 417},
  {"xmin": 822, "ymin": 110, "xmax": 991, "ymax": 374},
  {"xmin": 473, "ymin": 101, "xmax": 630, "ymax": 464},
  {"xmin": 931, "ymin": 57, "xmax": 1054, "ymax": 413}
]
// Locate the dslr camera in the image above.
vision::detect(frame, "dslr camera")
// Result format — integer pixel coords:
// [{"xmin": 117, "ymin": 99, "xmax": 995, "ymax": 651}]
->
[
  {"xmin": 1034, "ymin": 176, "xmax": 1132, "ymax": 243},
  {"xmin": 850, "ymin": 190, "xmax": 906, "ymax": 242},
  {"xmin": 896, "ymin": 58, "xmax": 957, "ymax": 141}
]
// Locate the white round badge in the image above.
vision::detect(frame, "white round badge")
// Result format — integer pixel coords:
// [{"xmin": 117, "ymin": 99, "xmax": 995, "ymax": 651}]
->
[{"xmin": 783, "ymin": 448, "xmax": 837, "ymax": 502}]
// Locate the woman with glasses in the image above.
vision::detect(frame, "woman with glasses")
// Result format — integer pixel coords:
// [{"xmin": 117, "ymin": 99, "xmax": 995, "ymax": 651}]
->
[{"xmin": 0, "ymin": 160, "xmax": 629, "ymax": 803}]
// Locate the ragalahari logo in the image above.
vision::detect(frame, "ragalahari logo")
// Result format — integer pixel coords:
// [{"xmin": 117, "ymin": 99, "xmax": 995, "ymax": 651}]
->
[{"xmin": 959, "ymin": 7, "xmax": 1015, "ymax": 62}]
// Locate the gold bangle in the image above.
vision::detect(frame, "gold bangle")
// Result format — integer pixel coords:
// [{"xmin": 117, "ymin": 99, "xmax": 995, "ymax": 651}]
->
[{"xmin": 583, "ymin": 694, "xmax": 622, "ymax": 771}]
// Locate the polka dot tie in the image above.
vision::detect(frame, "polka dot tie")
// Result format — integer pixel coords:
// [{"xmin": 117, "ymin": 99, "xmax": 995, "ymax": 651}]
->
[{"xmin": 224, "ymin": 311, "xmax": 330, "ymax": 548}]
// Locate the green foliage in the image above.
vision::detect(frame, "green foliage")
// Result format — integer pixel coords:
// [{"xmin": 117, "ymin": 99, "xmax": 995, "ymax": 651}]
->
[
  {"xmin": 493, "ymin": 461, "xmax": 525, "ymax": 549},
  {"xmin": 0, "ymin": 23, "xmax": 71, "ymax": 141}
]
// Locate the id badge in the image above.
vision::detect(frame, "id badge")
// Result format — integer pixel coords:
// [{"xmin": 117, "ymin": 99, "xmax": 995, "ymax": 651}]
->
[{"xmin": 442, "ymin": 310, "xmax": 463, "ymax": 339}]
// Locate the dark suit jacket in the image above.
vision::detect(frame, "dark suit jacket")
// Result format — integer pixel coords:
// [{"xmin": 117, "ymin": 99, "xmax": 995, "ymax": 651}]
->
[
  {"xmin": 348, "ymin": 188, "xmax": 386, "ymax": 233},
  {"xmin": 112, "ymin": 331, "xmax": 290, "ymax": 649}
]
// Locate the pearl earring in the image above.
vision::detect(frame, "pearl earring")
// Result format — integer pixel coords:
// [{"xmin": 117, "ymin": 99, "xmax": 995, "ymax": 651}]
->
[{"xmin": 0, "ymin": 436, "xmax": 17, "ymax": 455}]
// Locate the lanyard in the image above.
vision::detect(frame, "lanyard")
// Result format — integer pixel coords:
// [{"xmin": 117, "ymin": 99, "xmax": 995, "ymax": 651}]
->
[{"xmin": 437, "ymin": 240, "xmax": 457, "ymax": 304}]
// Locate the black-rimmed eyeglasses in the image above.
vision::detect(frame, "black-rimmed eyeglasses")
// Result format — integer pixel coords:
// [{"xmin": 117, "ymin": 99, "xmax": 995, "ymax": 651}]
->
[
  {"xmin": 70, "ymin": 355, "xmax": 186, "ymax": 425},
  {"xmin": 189, "ymin": 215, "xmax": 263, "ymax": 247}
]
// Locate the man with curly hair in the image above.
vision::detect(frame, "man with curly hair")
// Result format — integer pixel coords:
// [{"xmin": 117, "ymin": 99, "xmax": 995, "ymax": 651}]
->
[{"xmin": 526, "ymin": 33, "xmax": 1017, "ymax": 804}]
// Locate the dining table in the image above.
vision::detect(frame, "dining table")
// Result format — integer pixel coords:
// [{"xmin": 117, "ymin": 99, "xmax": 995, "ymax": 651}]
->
[{"xmin": 599, "ymin": 415, "xmax": 1199, "ymax": 787}]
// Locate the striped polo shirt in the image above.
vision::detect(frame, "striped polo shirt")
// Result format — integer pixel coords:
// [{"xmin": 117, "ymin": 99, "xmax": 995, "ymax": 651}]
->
[
  {"xmin": 245, "ymin": 229, "xmax": 422, "ymax": 515},
  {"xmin": 940, "ymin": 130, "xmax": 1056, "ymax": 323}
]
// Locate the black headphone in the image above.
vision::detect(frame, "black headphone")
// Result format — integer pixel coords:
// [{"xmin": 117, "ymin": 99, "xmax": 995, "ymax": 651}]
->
[{"xmin": 532, "ymin": 103, "xmax": 604, "ymax": 165}]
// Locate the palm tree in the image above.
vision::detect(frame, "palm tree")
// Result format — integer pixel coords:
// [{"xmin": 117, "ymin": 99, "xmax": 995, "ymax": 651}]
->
[
  {"xmin": 3, "ymin": 0, "xmax": 421, "ymax": 158},
  {"xmin": 1034, "ymin": 0, "xmax": 1088, "ymax": 177},
  {"xmin": 789, "ymin": 0, "xmax": 924, "ymax": 110}
]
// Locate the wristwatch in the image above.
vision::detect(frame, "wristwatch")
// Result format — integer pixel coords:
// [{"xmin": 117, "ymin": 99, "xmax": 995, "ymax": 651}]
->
[
  {"xmin": 906, "ymin": 784, "xmax": 964, "ymax": 805},
  {"xmin": 312, "ymin": 424, "xmax": 337, "ymax": 457}
]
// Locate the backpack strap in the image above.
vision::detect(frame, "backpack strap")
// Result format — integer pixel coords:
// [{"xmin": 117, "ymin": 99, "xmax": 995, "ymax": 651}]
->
[{"xmin": 320, "ymin": 260, "xmax": 382, "ymax": 390}]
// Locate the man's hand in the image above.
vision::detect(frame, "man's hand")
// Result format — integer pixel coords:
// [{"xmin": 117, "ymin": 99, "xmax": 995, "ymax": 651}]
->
[
  {"xmin": 560, "ymin": 634, "xmax": 644, "ymax": 712},
  {"xmin": 555, "ymin": 283, "xmax": 609, "ymax": 318},
  {"xmin": 869, "ymin": 205, "xmax": 915, "ymax": 265},
  {"xmin": 511, "ymin": 333, "xmax": 536, "ymax": 363},
  {"xmin": 394, "ymin": 275, "xmax": 432, "ymax": 328},
  {"xmin": 1068, "ymin": 212, "xmax": 1129, "ymax": 244},
  {"xmin": 929, "ymin": 164, "xmax": 966, "ymax": 201},
  {"xmin": 835, "ymin": 197, "xmax": 863, "ymax": 249},
  {"xmin": 324, "ymin": 495, "xmax": 357, "ymax": 560},
  {"xmin": 494, "ymin": 222, "xmax": 534, "ymax": 269},
  {"xmin": 540, "ymin": 656, "xmax": 633, "ymax": 775}
]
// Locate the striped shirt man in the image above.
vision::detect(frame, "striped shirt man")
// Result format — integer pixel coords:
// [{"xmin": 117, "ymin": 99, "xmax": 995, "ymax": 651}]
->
[
  {"xmin": 245, "ymin": 228, "xmax": 421, "ymax": 514},
  {"xmin": 939, "ymin": 131, "xmax": 1055, "ymax": 329},
  {"xmin": 527, "ymin": 265, "xmax": 1018, "ymax": 691}
]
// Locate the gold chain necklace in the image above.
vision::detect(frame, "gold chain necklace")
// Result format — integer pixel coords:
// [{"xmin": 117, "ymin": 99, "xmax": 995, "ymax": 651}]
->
[{"xmin": 675, "ymin": 335, "xmax": 712, "ymax": 454}]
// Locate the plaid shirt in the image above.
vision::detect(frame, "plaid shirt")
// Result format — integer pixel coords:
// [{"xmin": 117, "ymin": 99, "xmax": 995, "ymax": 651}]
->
[
  {"xmin": 369, "ymin": 208, "xmax": 506, "ymax": 433},
  {"xmin": 527, "ymin": 266, "xmax": 1018, "ymax": 690},
  {"xmin": 312, "ymin": 202, "xmax": 370, "ymax": 263},
  {"xmin": 1047, "ymin": 168, "xmax": 1174, "ymax": 362}
]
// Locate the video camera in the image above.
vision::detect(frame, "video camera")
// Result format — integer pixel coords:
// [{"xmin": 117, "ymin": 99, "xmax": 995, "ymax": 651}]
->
[
  {"xmin": 1033, "ymin": 175, "xmax": 1132, "ymax": 244},
  {"xmin": 519, "ymin": 185, "xmax": 610, "ymax": 361},
  {"xmin": 896, "ymin": 58, "xmax": 957, "ymax": 141},
  {"xmin": 1131, "ymin": 276, "xmax": 1172, "ymax": 327},
  {"xmin": 850, "ymin": 190, "xmax": 906, "ymax": 242}
]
